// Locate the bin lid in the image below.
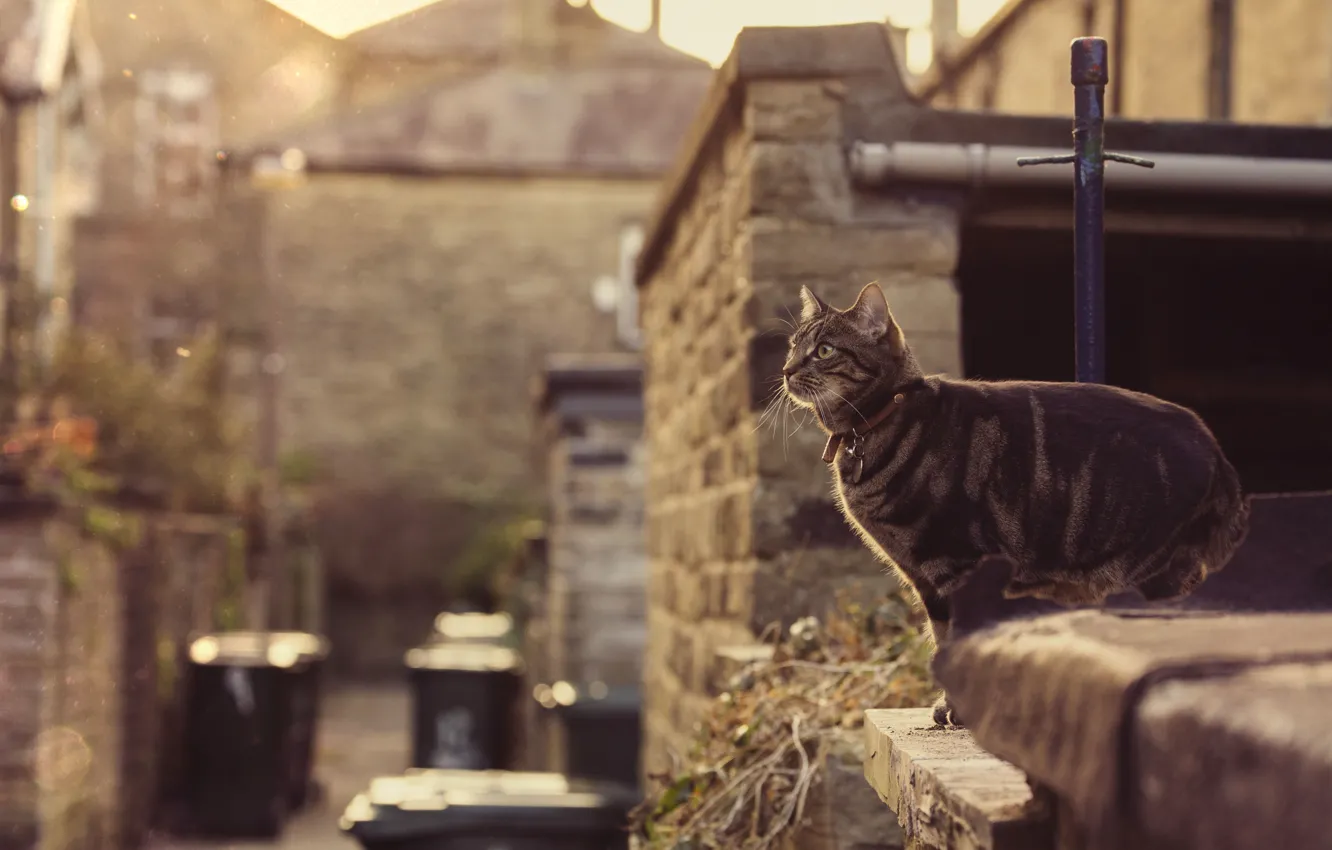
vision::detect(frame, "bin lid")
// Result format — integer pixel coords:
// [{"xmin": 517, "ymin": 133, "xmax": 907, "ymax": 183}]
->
[
  {"xmin": 404, "ymin": 643, "xmax": 522, "ymax": 673},
  {"xmin": 537, "ymin": 681, "xmax": 641, "ymax": 717},
  {"xmin": 433, "ymin": 612, "xmax": 514, "ymax": 643},
  {"xmin": 188, "ymin": 630, "xmax": 330, "ymax": 669},
  {"xmin": 339, "ymin": 770, "xmax": 633, "ymax": 841}
]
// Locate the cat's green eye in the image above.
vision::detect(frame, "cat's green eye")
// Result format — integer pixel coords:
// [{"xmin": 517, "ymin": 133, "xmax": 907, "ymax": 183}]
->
[{"xmin": 816, "ymin": 344, "xmax": 836, "ymax": 359}]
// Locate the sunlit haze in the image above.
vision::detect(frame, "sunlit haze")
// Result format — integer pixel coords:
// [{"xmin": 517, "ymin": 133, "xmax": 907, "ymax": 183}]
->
[{"xmin": 265, "ymin": 0, "xmax": 1009, "ymax": 71}]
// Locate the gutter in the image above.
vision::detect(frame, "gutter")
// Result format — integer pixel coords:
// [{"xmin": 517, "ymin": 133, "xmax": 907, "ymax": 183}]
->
[{"xmin": 849, "ymin": 141, "xmax": 1332, "ymax": 197}]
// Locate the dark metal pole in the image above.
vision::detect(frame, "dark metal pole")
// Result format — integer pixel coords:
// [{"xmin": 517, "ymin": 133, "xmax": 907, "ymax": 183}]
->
[
  {"xmin": 1016, "ymin": 37, "xmax": 1154, "ymax": 384},
  {"xmin": 1071, "ymin": 38, "xmax": 1109, "ymax": 384}
]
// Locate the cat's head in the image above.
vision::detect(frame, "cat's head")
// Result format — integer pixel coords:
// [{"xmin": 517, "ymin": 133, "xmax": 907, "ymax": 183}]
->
[{"xmin": 782, "ymin": 282, "xmax": 918, "ymax": 432}]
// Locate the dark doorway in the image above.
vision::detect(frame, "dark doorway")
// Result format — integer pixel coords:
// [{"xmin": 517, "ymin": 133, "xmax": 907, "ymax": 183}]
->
[{"xmin": 957, "ymin": 224, "xmax": 1332, "ymax": 493}]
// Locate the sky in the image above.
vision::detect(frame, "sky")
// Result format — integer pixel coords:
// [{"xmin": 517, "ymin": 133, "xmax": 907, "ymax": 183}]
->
[{"xmin": 264, "ymin": 0, "xmax": 1010, "ymax": 71}]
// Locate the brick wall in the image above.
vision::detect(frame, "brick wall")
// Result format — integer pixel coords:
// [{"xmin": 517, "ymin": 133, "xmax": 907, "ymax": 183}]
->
[
  {"xmin": 263, "ymin": 173, "xmax": 656, "ymax": 674},
  {"xmin": 936, "ymin": 0, "xmax": 1332, "ymax": 124},
  {"xmin": 636, "ymin": 26, "xmax": 963, "ymax": 774}
]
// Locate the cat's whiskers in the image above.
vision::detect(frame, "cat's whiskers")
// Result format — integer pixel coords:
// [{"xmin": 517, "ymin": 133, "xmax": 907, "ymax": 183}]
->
[
  {"xmin": 756, "ymin": 381, "xmax": 790, "ymax": 435},
  {"xmin": 823, "ymin": 386, "xmax": 868, "ymax": 427}
]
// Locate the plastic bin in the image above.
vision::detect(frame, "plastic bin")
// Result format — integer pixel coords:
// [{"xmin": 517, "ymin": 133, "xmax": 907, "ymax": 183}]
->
[
  {"xmin": 405, "ymin": 643, "xmax": 523, "ymax": 770},
  {"xmin": 339, "ymin": 769, "xmax": 635, "ymax": 850},
  {"xmin": 271, "ymin": 631, "xmax": 331, "ymax": 809},
  {"xmin": 546, "ymin": 683, "xmax": 641, "ymax": 790},
  {"xmin": 183, "ymin": 631, "xmax": 325, "ymax": 837},
  {"xmin": 429, "ymin": 611, "xmax": 515, "ymax": 646}
]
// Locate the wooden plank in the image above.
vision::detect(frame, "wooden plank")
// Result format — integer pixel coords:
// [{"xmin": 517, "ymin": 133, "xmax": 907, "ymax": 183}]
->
[{"xmin": 863, "ymin": 709, "xmax": 1052, "ymax": 850}]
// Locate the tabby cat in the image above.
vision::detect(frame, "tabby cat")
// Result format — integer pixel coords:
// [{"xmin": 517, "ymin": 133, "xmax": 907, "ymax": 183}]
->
[{"xmin": 782, "ymin": 282, "xmax": 1250, "ymax": 727}]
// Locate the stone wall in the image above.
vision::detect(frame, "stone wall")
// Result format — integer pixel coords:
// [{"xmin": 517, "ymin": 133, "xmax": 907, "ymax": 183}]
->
[
  {"xmin": 0, "ymin": 500, "xmax": 239, "ymax": 850},
  {"xmin": 933, "ymin": 0, "xmax": 1332, "ymax": 124},
  {"xmin": 0, "ymin": 506, "xmax": 123, "ymax": 850},
  {"xmin": 263, "ymin": 173, "xmax": 656, "ymax": 674},
  {"xmin": 636, "ymin": 26, "xmax": 963, "ymax": 775},
  {"xmin": 536, "ymin": 356, "xmax": 647, "ymax": 689}
]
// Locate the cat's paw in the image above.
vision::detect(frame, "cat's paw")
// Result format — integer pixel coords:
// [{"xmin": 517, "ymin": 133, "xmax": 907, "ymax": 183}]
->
[{"xmin": 932, "ymin": 694, "xmax": 964, "ymax": 728}]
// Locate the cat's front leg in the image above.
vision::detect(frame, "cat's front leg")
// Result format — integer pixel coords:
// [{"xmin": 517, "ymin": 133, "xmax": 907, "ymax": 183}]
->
[{"xmin": 917, "ymin": 586, "xmax": 963, "ymax": 729}]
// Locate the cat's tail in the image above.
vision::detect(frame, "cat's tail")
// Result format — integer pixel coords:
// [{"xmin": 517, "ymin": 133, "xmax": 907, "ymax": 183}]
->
[
  {"xmin": 1135, "ymin": 449, "xmax": 1250, "ymax": 602},
  {"xmin": 1187, "ymin": 451, "xmax": 1252, "ymax": 575}
]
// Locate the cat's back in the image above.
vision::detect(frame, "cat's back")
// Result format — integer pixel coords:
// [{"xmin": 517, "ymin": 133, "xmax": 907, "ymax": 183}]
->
[{"xmin": 943, "ymin": 377, "xmax": 1206, "ymax": 432}]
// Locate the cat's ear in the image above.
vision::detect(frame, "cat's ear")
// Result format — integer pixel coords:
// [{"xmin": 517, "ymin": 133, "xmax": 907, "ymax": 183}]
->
[
  {"xmin": 799, "ymin": 286, "xmax": 828, "ymax": 322},
  {"xmin": 847, "ymin": 282, "xmax": 893, "ymax": 339}
]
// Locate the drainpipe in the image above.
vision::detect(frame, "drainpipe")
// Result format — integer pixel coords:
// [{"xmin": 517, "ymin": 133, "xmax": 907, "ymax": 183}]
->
[
  {"xmin": 0, "ymin": 100, "xmax": 21, "ymax": 418},
  {"xmin": 33, "ymin": 95, "xmax": 57, "ymax": 367},
  {"xmin": 931, "ymin": 0, "xmax": 959, "ymax": 59},
  {"xmin": 1110, "ymin": 0, "xmax": 1127, "ymax": 115},
  {"xmin": 849, "ymin": 140, "xmax": 1332, "ymax": 197},
  {"xmin": 1207, "ymin": 0, "xmax": 1235, "ymax": 120}
]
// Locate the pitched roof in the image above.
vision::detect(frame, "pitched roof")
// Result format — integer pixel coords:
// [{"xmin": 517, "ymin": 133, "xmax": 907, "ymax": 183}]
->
[
  {"xmin": 348, "ymin": 0, "xmax": 706, "ymax": 70},
  {"xmin": 255, "ymin": 61, "xmax": 711, "ymax": 176},
  {"xmin": 250, "ymin": 0, "xmax": 713, "ymax": 176}
]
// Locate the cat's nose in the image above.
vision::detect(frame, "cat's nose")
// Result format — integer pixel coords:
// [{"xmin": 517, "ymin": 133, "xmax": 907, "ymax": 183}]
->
[{"xmin": 782, "ymin": 364, "xmax": 798, "ymax": 378}]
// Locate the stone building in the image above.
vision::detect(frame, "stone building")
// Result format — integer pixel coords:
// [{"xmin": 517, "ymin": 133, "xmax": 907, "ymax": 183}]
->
[
  {"xmin": 533, "ymin": 354, "xmax": 646, "ymax": 690},
  {"xmin": 1, "ymin": 0, "xmax": 101, "ymax": 389},
  {"xmin": 69, "ymin": 0, "xmax": 358, "ymax": 460},
  {"xmin": 635, "ymin": 20, "xmax": 1332, "ymax": 782},
  {"xmin": 923, "ymin": 0, "xmax": 1332, "ymax": 124},
  {"xmin": 223, "ymin": 0, "xmax": 711, "ymax": 674},
  {"xmin": 527, "ymin": 354, "xmax": 645, "ymax": 773}
]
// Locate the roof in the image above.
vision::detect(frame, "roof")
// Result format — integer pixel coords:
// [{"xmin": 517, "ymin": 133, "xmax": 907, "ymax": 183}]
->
[
  {"xmin": 253, "ymin": 60, "xmax": 710, "ymax": 176},
  {"xmin": 348, "ymin": 0, "xmax": 706, "ymax": 70},
  {"xmin": 249, "ymin": 0, "xmax": 714, "ymax": 176},
  {"xmin": 0, "ymin": 0, "xmax": 77, "ymax": 99}
]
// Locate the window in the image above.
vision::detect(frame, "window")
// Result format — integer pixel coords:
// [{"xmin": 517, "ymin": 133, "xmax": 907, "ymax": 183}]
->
[{"xmin": 134, "ymin": 69, "xmax": 218, "ymax": 217}]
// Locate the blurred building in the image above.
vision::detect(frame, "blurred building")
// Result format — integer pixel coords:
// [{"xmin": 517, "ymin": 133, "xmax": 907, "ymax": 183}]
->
[
  {"xmin": 924, "ymin": 0, "xmax": 1332, "ymax": 124},
  {"xmin": 232, "ymin": 0, "xmax": 710, "ymax": 674},
  {"xmin": 62, "ymin": 0, "xmax": 706, "ymax": 673},
  {"xmin": 1, "ymin": 0, "xmax": 101, "ymax": 388}
]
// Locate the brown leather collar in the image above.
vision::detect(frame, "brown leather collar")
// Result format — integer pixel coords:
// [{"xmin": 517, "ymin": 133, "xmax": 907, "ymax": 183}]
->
[{"xmin": 821, "ymin": 390, "xmax": 908, "ymax": 464}]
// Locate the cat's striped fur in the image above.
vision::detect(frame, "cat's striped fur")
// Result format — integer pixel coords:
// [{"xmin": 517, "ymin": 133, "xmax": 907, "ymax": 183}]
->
[{"xmin": 782, "ymin": 283, "xmax": 1250, "ymax": 726}]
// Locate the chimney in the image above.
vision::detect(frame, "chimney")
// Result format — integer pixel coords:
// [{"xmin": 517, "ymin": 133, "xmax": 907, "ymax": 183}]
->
[
  {"xmin": 503, "ymin": 0, "xmax": 560, "ymax": 63},
  {"xmin": 931, "ymin": 0, "xmax": 959, "ymax": 60},
  {"xmin": 649, "ymin": 0, "xmax": 662, "ymax": 38},
  {"xmin": 884, "ymin": 20, "xmax": 911, "ymax": 79}
]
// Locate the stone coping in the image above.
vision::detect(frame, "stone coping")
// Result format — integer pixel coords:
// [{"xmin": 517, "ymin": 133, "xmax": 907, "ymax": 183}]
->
[
  {"xmin": 533, "ymin": 355, "xmax": 645, "ymax": 424},
  {"xmin": 863, "ymin": 709, "xmax": 1051, "ymax": 850},
  {"xmin": 934, "ymin": 610, "xmax": 1332, "ymax": 850}
]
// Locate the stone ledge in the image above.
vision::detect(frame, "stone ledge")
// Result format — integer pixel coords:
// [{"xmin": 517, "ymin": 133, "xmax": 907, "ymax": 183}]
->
[
  {"xmin": 863, "ymin": 709, "xmax": 1051, "ymax": 850},
  {"xmin": 1133, "ymin": 661, "xmax": 1332, "ymax": 850},
  {"xmin": 935, "ymin": 610, "xmax": 1332, "ymax": 850}
]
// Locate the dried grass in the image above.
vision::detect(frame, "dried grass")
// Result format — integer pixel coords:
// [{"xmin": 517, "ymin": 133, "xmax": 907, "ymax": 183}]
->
[{"xmin": 631, "ymin": 589, "xmax": 936, "ymax": 850}]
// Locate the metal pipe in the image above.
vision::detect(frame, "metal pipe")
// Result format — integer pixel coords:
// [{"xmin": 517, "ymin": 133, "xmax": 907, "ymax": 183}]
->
[{"xmin": 849, "ymin": 140, "xmax": 1332, "ymax": 198}]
